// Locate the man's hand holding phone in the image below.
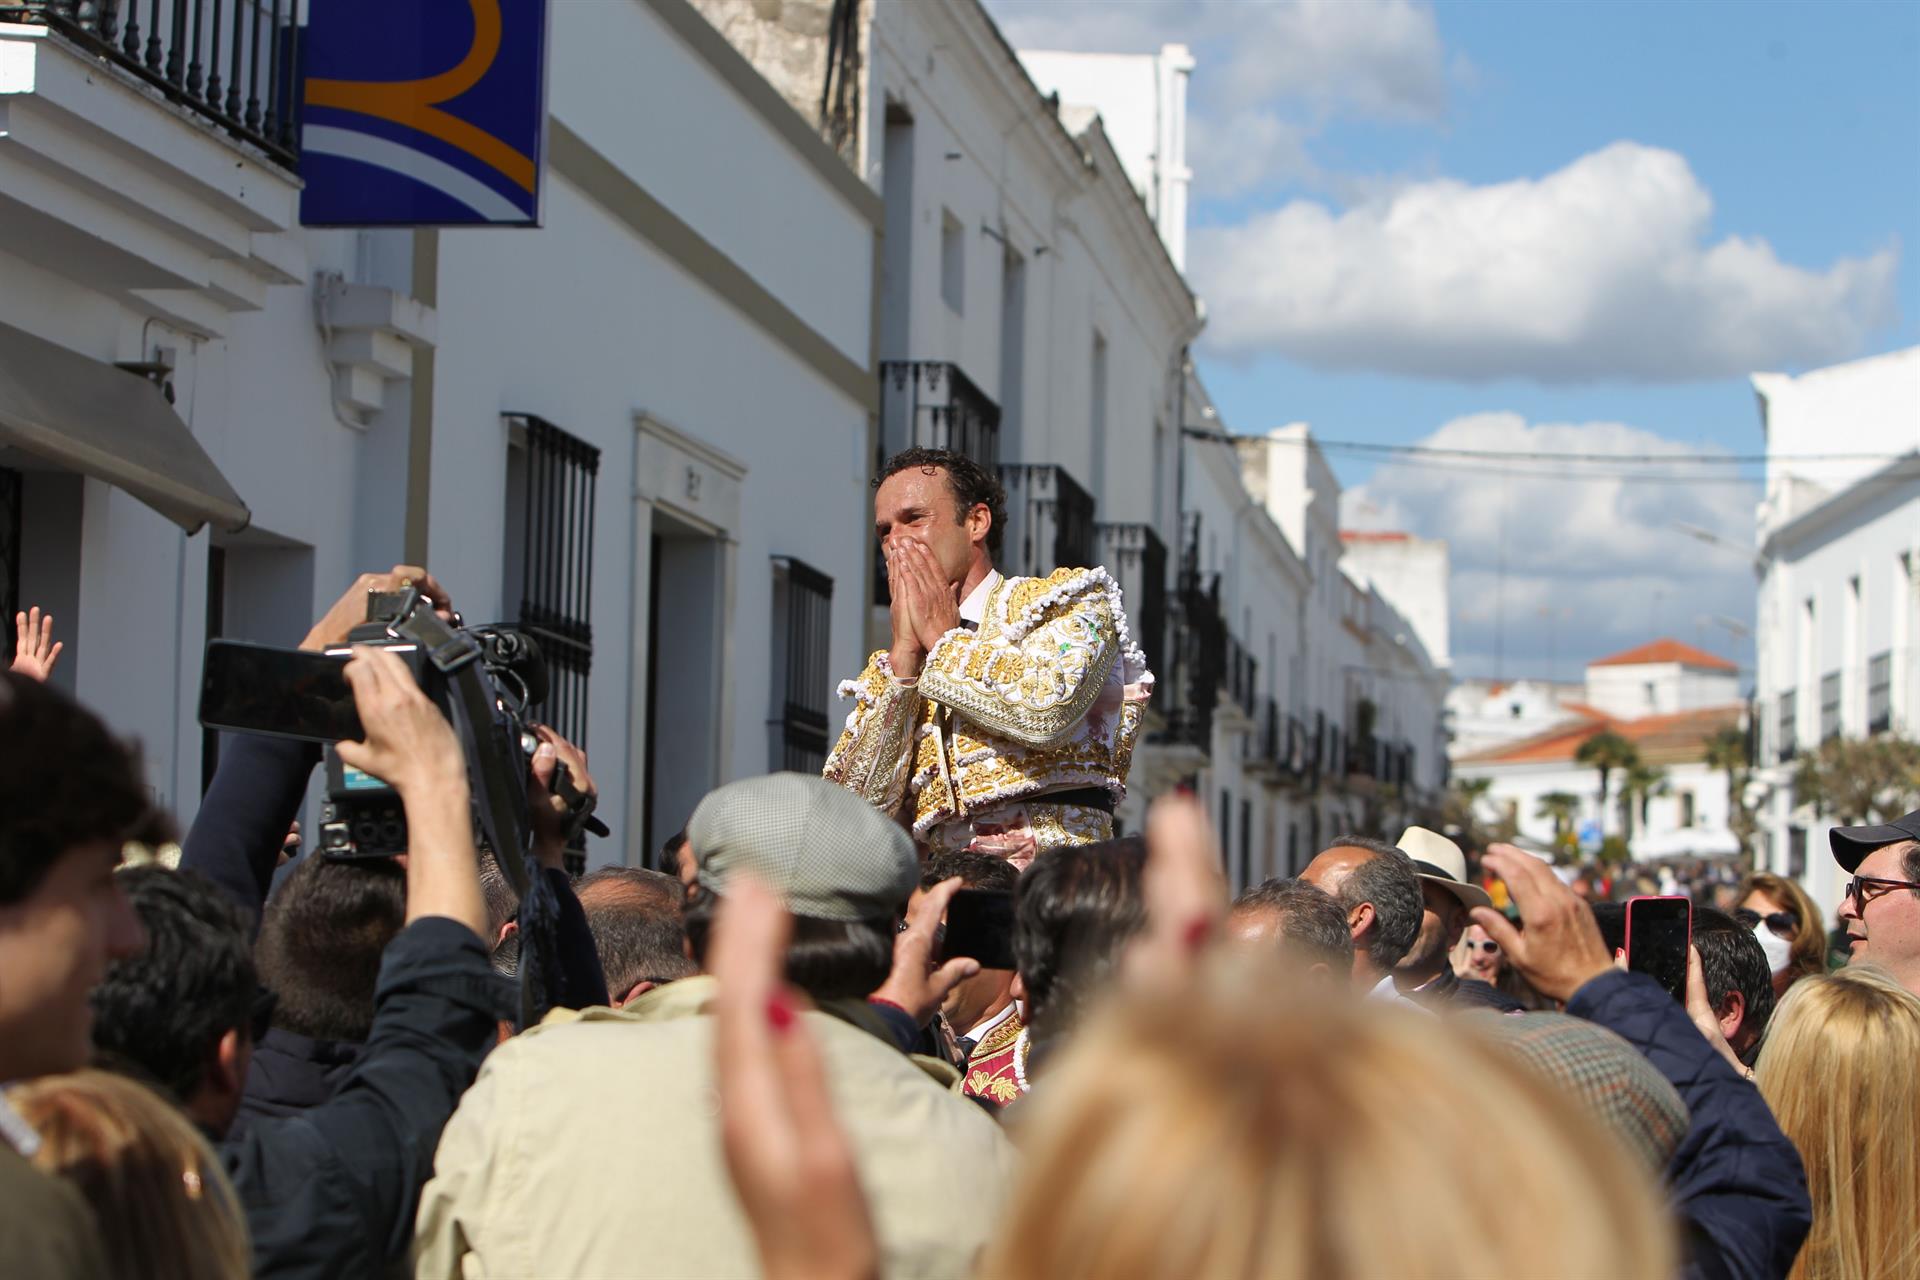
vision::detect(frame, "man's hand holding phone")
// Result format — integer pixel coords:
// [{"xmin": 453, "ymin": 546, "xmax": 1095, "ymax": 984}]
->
[
  {"xmin": 337, "ymin": 645, "xmax": 485, "ymax": 938},
  {"xmin": 1469, "ymin": 844, "xmax": 1614, "ymax": 1004}
]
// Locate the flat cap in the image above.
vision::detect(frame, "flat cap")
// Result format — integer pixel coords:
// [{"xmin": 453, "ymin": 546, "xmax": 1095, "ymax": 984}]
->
[
  {"xmin": 1468, "ymin": 1011, "xmax": 1689, "ymax": 1175},
  {"xmin": 689, "ymin": 773, "xmax": 917, "ymax": 922}
]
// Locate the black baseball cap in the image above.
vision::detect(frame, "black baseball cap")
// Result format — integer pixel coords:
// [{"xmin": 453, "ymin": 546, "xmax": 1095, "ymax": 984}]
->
[{"xmin": 1829, "ymin": 809, "xmax": 1920, "ymax": 872}]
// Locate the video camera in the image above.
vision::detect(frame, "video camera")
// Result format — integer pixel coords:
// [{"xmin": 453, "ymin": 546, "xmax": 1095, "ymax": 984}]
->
[{"xmin": 198, "ymin": 586, "xmax": 602, "ymax": 896}]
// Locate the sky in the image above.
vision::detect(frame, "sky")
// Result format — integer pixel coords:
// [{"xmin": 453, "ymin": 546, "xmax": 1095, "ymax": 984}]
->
[{"xmin": 982, "ymin": 0, "xmax": 1919, "ymax": 682}]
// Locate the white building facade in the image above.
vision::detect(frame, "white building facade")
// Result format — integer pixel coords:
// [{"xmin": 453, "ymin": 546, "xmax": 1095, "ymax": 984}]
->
[
  {"xmin": 1453, "ymin": 641, "xmax": 1746, "ymax": 861},
  {"xmin": 1749, "ymin": 346, "xmax": 1920, "ymax": 917},
  {"xmin": 0, "ymin": 0, "xmax": 881, "ymax": 868}
]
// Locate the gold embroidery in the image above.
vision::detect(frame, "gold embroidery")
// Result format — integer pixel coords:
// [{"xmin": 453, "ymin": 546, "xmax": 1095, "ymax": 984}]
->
[{"xmin": 826, "ymin": 567, "xmax": 1152, "ymax": 845}]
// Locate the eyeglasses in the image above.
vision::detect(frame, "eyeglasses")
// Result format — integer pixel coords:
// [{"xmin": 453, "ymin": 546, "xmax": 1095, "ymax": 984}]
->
[
  {"xmin": 1758, "ymin": 911, "xmax": 1799, "ymax": 938},
  {"xmin": 1464, "ymin": 939, "xmax": 1499, "ymax": 955},
  {"xmin": 249, "ymin": 986, "xmax": 278, "ymax": 1042},
  {"xmin": 1846, "ymin": 875, "xmax": 1920, "ymax": 913}
]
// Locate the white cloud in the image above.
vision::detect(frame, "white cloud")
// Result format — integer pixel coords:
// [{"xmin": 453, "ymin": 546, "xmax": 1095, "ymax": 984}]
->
[
  {"xmin": 1342, "ymin": 414, "xmax": 1759, "ymax": 678},
  {"xmin": 1193, "ymin": 142, "xmax": 1899, "ymax": 381},
  {"xmin": 984, "ymin": 0, "xmax": 1452, "ymax": 199}
]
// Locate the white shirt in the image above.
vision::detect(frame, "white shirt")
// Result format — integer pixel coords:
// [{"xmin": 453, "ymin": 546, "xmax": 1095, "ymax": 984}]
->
[
  {"xmin": 1368, "ymin": 973, "xmax": 1433, "ymax": 1013},
  {"xmin": 957, "ymin": 570, "xmax": 1002, "ymax": 628},
  {"xmin": 959, "ymin": 999, "xmax": 1020, "ymax": 1047}
]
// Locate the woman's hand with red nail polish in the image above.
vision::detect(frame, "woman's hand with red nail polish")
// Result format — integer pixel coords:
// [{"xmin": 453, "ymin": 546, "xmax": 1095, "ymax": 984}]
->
[{"xmin": 711, "ymin": 877, "xmax": 878, "ymax": 1280}]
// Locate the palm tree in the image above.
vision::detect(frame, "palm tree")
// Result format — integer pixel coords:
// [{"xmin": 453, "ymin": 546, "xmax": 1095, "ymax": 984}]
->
[
  {"xmin": 1620, "ymin": 762, "xmax": 1670, "ymax": 845},
  {"xmin": 1575, "ymin": 730, "xmax": 1639, "ymax": 835},
  {"xmin": 1536, "ymin": 791, "xmax": 1581, "ymax": 840}
]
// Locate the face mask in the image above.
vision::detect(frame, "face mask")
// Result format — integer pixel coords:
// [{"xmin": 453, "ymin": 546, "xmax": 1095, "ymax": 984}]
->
[{"xmin": 1753, "ymin": 923, "xmax": 1793, "ymax": 976}]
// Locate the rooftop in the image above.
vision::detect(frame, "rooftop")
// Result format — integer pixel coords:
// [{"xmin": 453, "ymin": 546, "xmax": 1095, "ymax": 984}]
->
[
  {"xmin": 1588, "ymin": 638, "xmax": 1737, "ymax": 672},
  {"xmin": 1457, "ymin": 703, "xmax": 1744, "ymax": 767}
]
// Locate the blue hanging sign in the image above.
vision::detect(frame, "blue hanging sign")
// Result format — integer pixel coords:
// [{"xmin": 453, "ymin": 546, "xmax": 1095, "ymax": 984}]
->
[{"xmin": 300, "ymin": 0, "xmax": 548, "ymax": 226}]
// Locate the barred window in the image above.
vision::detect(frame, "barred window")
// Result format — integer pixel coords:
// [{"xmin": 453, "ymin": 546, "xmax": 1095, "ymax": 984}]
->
[
  {"xmin": 771, "ymin": 557, "xmax": 834, "ymax": 774},
  {"xmin": 1868, "ymin": 651, "xmax": 1892, "ymax": 734},
  {"xmin": 505, "ymin": 415, "xmax": 600, "ymax": 871},
  {"xmin": 1777, "ymin": 689, "xmax": 1797, "ymax": 762},
  {"xmin": 1819, "ymin": 671, "xmax": 1841, "ymax": 742}
]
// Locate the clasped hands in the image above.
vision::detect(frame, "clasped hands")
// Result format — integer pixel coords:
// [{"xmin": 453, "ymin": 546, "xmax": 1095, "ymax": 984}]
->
[{"xmin": 884, "ymin": 539, "xmax": 961, "ymax": 679}]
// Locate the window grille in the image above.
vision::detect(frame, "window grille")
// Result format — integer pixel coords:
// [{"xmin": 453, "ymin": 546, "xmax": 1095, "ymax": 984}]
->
[
  {"xmin": 505, "ymin": 413, "xmax": 600, "ymax": 757},
  {"xmin": 1868, "ymin": 651, "xmax": 1892, "ymax": 734},
  {"xmin": 771, "ymin": 557, "xmax": 834, "ymax": 775},
  {"xmin": 1777, "ymin": 690, "xmax": 1797, "ymax": 763},
  {"xmin": 1819, "ymin": 671, "xmax": 1841, "ymax": 742}
]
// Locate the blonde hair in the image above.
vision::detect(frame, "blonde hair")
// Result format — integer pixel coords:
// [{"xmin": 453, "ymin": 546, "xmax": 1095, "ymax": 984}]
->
[
  {"xmin": 984, "ymin": 959, "xmax": 1675, "ymax": 1280},
  {"xmin": 10, "ymin": 1069, "xmax": 250, "ymax": 1280},
  {"xmin": 1757, "ymin": 966, "xmax": 1920, "ymax": 1280},
  {"xmin": 1738, "ymin": 872, "xmax": 1827, "ymax": 984}
]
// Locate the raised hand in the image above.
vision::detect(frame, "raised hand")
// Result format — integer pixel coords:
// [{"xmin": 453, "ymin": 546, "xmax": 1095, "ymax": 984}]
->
[
  {"xmin": 884, "ymin": 541, "xmax": 924, "ymax": 677},
  {"xmin": 1127, "ymin": 791, "xmax": 1229, "ymax": 984},
  {"xmin": 9, "ymin": 607, "xmax": 63, "ymax": 682},
  {"xmin": 1469, "ymin": 844, "xmax": 1613, "ymax": 1004},
  {"xmin": 897, "ymin": 540, "xmax": 961, "ymax": 652},
  {"xmin": 527, "ymin": 724, "xmax": 595, "ymax": 870},
  {"xmin": 334, "ymin": 645, "xmax": 466, "ymax": 800},
  {"xmin": 869, "ymin": 876, "xmax": 979, "ymax": 1026},
  {"xmin": 301, "ymin": 565, "xmax": 456, "ymax": 652},
  {"xmin": 713, "ymin": 876, "xmax": 879, "ymax": 1280}
]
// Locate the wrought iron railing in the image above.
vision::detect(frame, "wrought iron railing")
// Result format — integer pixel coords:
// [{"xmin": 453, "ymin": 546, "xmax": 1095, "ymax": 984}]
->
[
  {"xmin": 1244, "ymin": 697, "xmax": 1283, "ymax": 773},
  {"xmin": 2, "ymin": 0, "xmax": 301, "ymax": 167},
  {"xmin": 1096, "ymin": 521, "xmax": 1166, "ymax": 679},
  {"xmin": 1159, "ymin": 571, "xmax": 1225, "ymax": 752},
  {"xmin": 878, "ymin": 361, "xmax": 1000, "ymax": 468},
  {"xmin": 771, "ymin": 556, "xmax": 833, "ymax": 775},
  {"xmin": 998, "ymin": 463, "xmax": 1096, "ymax": 578},
  {"xmin": 1223, "ymin": 633, "xmax": 1257, "ymax": 717}
]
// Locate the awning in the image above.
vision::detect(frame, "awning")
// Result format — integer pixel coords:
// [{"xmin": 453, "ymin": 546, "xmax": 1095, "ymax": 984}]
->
[{"xmin": 0, "ymin": 318, "xmax": 250, "ymax": 534}]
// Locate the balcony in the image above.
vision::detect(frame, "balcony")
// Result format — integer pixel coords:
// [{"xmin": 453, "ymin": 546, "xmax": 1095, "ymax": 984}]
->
[
  {"xmin": 3, "ymin": 2, "xmax": 300, "ymax": 168},
  {"xmin": 1097, "ymin": 521, "xmax": 1167, "ymax": 678},
  {"xmin": 0, "ymin": 7, "xmax": 303, "ymax": 339},
  {"xmin": 1244, "ymin": 697, "xmax": 1283, "ymax": 778},
  {"xmin": 878, "ymin": 361, "xmax": 1000, "ymax": 469},
  {"xmin": 1156, "ymin": 570, "xmax": 1225, "ymax": 754},
  {"xmin": 999, "ymin": 463, "xmax": 1096, "ymax": 579},
  {"xmin": 1221, "ymin": 632, "xmax": 1257, "ymax": 725}
]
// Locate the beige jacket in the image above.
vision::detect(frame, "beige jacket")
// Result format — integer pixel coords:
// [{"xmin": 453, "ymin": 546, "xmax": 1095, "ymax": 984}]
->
[{"xmin": 413, "ymin": 977, "xmax": 1016, "ymax": 1279}]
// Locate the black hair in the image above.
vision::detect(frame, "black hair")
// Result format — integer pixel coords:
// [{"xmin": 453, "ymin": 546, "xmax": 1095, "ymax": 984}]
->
[
  {"xmin": 576, "ymin": 866, "xmax": 696, "ymax": 994},
  {"xmin": 1699, "ymin": 906, "xmax": 1776, "ymax": 1043},
  {"xmin": 254, "ymin": 855, "xmax": 406, "ymax": 1043},
  {"xmin": 1013, "ymin": 836, "xmax": 1148, "ymax": 1053},
  {"xmin": 683, "ymin": 895, "xmax": 893, "ymax": 1001},
  {"xmin": 1591, "ymin": 901, "xmax": 1627, "ymax": 954},
  {"xmin": 1231, "ymin": 876, "xmax": 1356, "ymax": 978},
  {"xmin": 0, "ymin": 673, "xmax": 158, "ymax": 905},
  {"xmin": 90, "ymin": 867, "xmax": 256, "ymax": 1106},
  {"xmin": 1321, "ymin": 835, "xmax": 1423, "ymax": 970},
  {"xmin": 919, "ymin": 849, "xmax": 1019, "ymax": 894},
  {"xmin": 875, "ymin": 447, "xmax": 1007, "ymax": 562}
]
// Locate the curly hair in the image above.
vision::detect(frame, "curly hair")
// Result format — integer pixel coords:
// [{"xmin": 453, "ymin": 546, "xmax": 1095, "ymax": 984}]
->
[{"xmin": 875, "ymin": 447, "xmax": 1006, "ymax": 562}]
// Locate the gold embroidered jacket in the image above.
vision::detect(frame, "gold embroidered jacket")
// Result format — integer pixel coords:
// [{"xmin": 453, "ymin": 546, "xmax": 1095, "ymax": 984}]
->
[{"xmin": 822, "ymin": 566, "xmax": 1153, "ymax": 841}]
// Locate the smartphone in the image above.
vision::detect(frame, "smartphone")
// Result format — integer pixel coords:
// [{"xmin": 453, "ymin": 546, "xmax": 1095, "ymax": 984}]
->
[
  {"xmin": 1625, "ymin": 895, "xmax": 1693, "ymax": 1002},
  {"xmin": 939, "ymin": 888, "xmax": 1018, "ymax": 971},
  {"xmin": 199, "ymin": 639, "xmax": 362, "ymax": 743}
]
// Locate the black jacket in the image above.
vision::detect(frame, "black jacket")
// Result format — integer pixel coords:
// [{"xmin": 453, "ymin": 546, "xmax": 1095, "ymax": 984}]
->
[
  {"xmin": 221, "ymin": 917, "xmax": 499, "ymax": 1278},
  {"xmin": 1405, "ymin": 965, "xmax": 1525, "ymax": 1013},
  {"xmin": 1568, "ymin": 970, "xmax": 1811, "ymax": 1280}
]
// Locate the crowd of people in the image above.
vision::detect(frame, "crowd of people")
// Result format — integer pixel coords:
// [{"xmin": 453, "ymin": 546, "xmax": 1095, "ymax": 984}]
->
[{"xmin": 5, "ymin": 460, "xmax": 1920, "ymax": 1278}]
